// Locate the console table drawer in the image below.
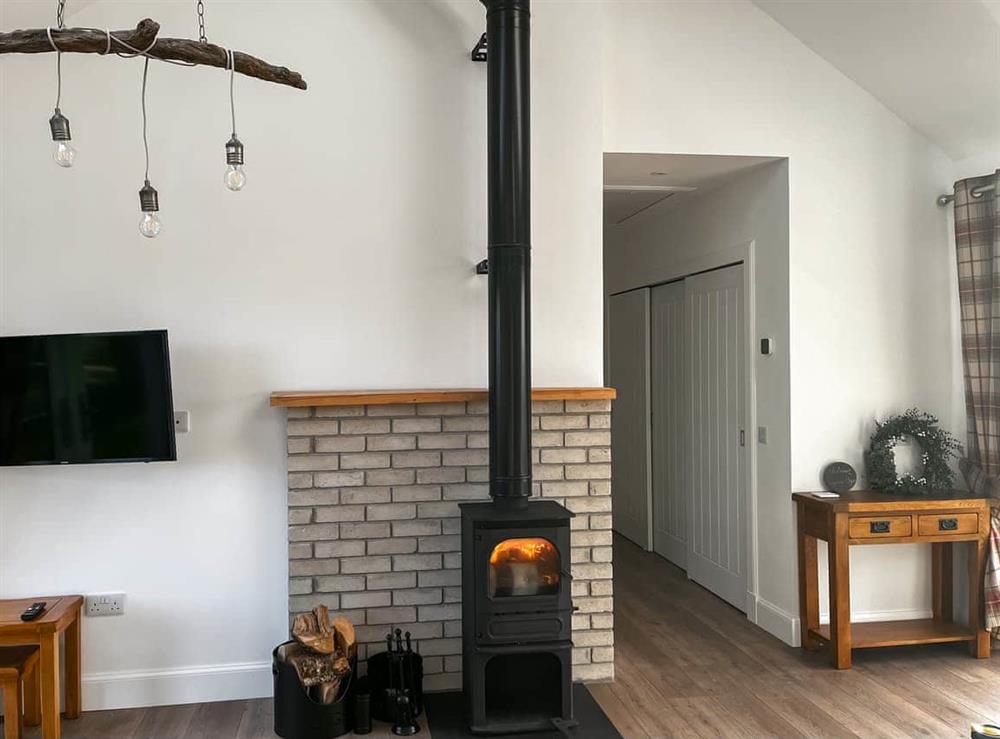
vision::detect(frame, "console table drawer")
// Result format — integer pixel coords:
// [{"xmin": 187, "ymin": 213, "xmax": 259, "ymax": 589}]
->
[
  {"xmin": 917, "ymin": 513, "xmax": 978, "ymax": 537},
  {"xmin": 849, "ymin": 515, "xmax": 911, "ymax": 539}
]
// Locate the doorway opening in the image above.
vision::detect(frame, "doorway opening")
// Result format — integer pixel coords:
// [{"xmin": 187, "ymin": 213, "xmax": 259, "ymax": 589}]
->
[{"xmin": 603, "ymin": 152, "xmax": 791, "ymax": 622}]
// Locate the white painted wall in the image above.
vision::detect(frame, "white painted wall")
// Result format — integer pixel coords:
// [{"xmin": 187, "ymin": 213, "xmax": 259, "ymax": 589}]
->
[
  {"xmin": 0, "ymin": 0, "xmax": 604, "ymax": 708},
  {"xmin": 603, "ymin": 0, "xmax": 963, "ymax": 642}
]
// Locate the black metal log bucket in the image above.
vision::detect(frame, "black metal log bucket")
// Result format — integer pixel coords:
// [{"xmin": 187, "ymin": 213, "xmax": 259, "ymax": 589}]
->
[{"xmin": 273, "ymin": 641, "xmax": 354, "ymax": 739}]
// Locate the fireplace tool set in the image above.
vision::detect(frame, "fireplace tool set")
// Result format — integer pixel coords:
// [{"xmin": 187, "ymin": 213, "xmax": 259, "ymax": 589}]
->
[{"xmin": 367, "ymin": 628, "xmax": 424, "ymax": 736}]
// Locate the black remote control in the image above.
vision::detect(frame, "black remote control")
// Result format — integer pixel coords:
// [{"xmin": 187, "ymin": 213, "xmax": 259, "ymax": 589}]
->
[{"xmin": 20, "ymin": 602, "xmax": 46, "ymax": 621}]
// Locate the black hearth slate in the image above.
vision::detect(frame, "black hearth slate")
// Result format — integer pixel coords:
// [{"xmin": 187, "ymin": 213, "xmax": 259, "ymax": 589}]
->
[{"xmin": 423, "ymin": 684, "xmax": 622, "ymax": 739}]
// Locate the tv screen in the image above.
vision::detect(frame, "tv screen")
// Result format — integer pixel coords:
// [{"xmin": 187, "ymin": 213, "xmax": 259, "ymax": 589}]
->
[{"xmin": 0, "ymin": 330, "xmax": 176, "ymax": 466}]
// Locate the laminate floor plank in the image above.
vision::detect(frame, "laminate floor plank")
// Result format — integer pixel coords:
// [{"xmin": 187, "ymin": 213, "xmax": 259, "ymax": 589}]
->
[
  {"xmin": 183, "ymin": 700, "xmax": 249, "ymax": 739},
  {"xmin": 131, "ymin": 703, "xmax": 199, "ymax": 738},
  {"xmin": 234, "ymin": 698, "xmax": 275, "ymax": 739}
]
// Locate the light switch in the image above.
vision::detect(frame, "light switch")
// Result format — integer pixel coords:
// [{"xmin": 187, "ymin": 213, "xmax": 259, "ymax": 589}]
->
[
  {"xmin": 174, "ymin": 410, "xmax": 190, "ymax": 433},
  {"xmin": 758, "ymin": 426, "xmax": 768, "ymax": 444}
]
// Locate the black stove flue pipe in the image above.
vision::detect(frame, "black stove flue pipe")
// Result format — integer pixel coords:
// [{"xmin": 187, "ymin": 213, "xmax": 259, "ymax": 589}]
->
[{"xmin": 483, "ymin": 0, "xmax": 532, "ymax": 507}]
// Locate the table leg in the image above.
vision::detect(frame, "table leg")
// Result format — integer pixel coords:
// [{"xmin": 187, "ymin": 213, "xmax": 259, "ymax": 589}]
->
[
  {"xmin": 969, "ymin": 538, "xmax": 991, "ymax": 659},
  {"xmin": 3, "ymin": 674, "xmax": 21, "ymax": 739},
  {"xmin": 39, "ymin": 632, "xmax": 61, "ymax": 739},
  {"xmin": 829, "ymin": 513, "xmax": 852, "ymax": 669},
  {"xmin": 64, "ymin": 613, "xmax": 81, "ymax": 719},
  {"xmin": 24, "ymin": 658, "xmax": 41, "ymax": 727},
  {"xmin": 932, "ymin": 542, "xmax": 953, "ymax": 623},
  {"xmin": 797, "ymin": 514, "xmax": 820, "ymax": 650}
]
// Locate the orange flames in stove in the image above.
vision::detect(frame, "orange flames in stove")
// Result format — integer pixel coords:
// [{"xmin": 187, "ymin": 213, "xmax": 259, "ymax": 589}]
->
[
  {"xmin": 489, "ymin": 537, "xmax": 557, "ymax": 566},
  {"xmin": 488, "ymin": 538, "xmax": 560, "ymax": 597}
]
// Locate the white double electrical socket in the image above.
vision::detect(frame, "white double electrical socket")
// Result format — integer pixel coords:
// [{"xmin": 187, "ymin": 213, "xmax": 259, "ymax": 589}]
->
[{"xmin": 85, "ymin": 593, "xmax": 126, "ymax": 617}]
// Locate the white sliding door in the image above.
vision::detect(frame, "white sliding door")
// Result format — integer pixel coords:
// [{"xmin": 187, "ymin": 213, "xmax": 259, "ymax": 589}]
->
[
  {"xmin": 650, "ymin": 281, "xmax": 687, "ymax": 568},
  {"xmin": 684, "ymin": 264, "xmax": 747, "ymax": 611},
  {"xmin": 608, "ymin": 288, "xmax": 652, "ymax": 549}
]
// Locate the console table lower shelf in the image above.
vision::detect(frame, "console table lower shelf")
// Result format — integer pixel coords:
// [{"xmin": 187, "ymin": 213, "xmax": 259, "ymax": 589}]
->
[
  {"xmin": 793, "ymin": 491, "xmax": 995, "ymax": 669},
  {"xmin": 810, "ymin": 618, "xmax": 976, "ymax": 650}
]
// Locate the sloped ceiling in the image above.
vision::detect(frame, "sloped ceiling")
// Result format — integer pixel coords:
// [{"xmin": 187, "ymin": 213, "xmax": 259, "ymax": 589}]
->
[{"xmin": 753, "ymin": 0, "xmax": 1000, "ymax": 162}]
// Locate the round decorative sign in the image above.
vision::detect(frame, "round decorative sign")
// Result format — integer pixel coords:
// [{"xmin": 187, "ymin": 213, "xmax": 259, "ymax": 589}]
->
[
  {"xmin": 864, "ymin": 409, "xmax": 961, "ymax": 495},
  {"xmin": 822, "ymin": 462, "xmax": 857, "ymax": 493}
]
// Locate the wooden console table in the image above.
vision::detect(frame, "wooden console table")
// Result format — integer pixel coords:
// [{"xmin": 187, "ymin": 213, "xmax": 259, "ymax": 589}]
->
[
  {"xmin": 0, "ymin": 596, "xmax": 82, "ymax": 739},
  {"xmin": 793, "ymin": 491, "xmax": 995, "ymax": 669}
]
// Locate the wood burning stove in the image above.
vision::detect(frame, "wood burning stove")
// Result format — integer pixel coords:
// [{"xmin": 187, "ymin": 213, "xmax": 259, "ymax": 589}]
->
[
  {"xmin": 460, "ymin": 502, "xmax": 575, "ymax": 734},
  {"xmin": 460, "ymin": 3, "xmax": 574, "ymax": 731}
]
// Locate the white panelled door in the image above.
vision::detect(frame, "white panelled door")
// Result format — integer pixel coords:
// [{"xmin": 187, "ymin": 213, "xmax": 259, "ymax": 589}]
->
[
  {"xmin": 684, "ymin": 264, "xmax": 747, "ymax": 611},
  {"xmin": 650, "ymin": 281, "xmax": 687, "ymax": 567},
  {"xmin": 608, "ymin": 288, "xmax": 652, "ymax": 549}
]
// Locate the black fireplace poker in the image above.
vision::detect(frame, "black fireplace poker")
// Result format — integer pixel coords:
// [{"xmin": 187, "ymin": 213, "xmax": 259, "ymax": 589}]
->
[{"xmin": 484, "ymin": 0, "xmax": 532, "ymax": 509}]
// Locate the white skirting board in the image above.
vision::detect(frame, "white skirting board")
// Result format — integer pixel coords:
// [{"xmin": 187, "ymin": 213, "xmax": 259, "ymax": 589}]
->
[
  {"xmin": 749, "ymin": 595, "xmax": 937, "ymax": 650},
  {"xmin": 750, "ymin": 596, "xmax": 800, "ymax": 647},
  {"xmin": 819, "ymin": 608, "xmax": 934, "ymax": 625},
  {"xmin": 81, "ymin": 661, "xmax": 272, "ymax": 711}
]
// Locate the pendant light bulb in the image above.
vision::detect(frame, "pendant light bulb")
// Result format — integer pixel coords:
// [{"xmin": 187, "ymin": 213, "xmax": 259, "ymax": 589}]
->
[
  {"xmin": 138, "ymin": 180, "xmax": 162, "ymax": 238},
  {"xmin": 49, "ymin": 108, "xmax": 75, "ymax": 168},
  {"xmin": 225, "ymin": 165, "xmax": 246, "ymax": 191},
  {"xmin": 224, "ymin": 134, "xmax": 246, "ymax": 191},
  {"xmin": 139, "ymin": 212, "xmax": 162, "ymax": 238}
]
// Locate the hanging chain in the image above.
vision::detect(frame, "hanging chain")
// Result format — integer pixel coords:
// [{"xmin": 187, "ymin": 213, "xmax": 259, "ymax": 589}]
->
[
  {"xmin": 53, "ymin": 0, "xmax": 66, "ymax": 109},
  {"xmin": 197, "ymin": 0, "xmax": 208, "ymax": 43},
  {"xmin": 141, "ymin": 57, "xmax": 151, "ymax": 180}
]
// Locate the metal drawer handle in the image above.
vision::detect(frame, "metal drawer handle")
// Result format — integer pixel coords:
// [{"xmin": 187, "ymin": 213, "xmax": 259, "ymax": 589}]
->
[
  {"xmin": 939, "ymin": 518, "xmax": 958, "ymax": 531},
  {"xmin": 870, "ymin": 521, "xmax": 891, "ymax": 534}
]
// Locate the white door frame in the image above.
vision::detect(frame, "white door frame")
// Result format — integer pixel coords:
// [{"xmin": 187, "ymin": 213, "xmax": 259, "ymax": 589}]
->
[
  {"xmin": 624, "ymin": 240, "xmax": 760, "ymax": 620},
  {"xmin": 608, "ymin": 288, "xmax": 653, "ymax": 549}
]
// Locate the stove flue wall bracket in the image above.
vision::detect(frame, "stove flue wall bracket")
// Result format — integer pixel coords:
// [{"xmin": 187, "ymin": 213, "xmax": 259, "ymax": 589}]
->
[
  {"xmin": 472, "ymin": 30, "xmax": 487, "ymax": 273},
  {"xmin": 471, "ymin": 33, "xmax": 488, "ymax": 62}
]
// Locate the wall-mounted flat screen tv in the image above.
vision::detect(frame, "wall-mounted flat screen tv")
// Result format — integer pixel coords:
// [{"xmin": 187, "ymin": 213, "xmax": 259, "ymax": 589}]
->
[{"xmin": 0, "ymin": 330, "xmax": 176, "ymax": 466}]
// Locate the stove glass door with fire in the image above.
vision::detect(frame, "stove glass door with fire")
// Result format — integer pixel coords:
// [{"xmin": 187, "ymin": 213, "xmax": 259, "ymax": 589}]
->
[
  {"xmin": 473, "ymin": 524, "xmax": 573, "ymax": 646},
  {"xmin": 489, "ymin": 537, "xmax": 560, "ymax": 598}
]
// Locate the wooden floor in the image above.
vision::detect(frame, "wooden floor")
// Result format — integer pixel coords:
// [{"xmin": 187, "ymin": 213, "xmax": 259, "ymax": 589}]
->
[
  {"xmin": 589, "ymin": 535, "xmax": 1000, "ymax": 738},
  {"xmin": 12, "ymin": 534, "xmax": 1000, "ymax": 738}
]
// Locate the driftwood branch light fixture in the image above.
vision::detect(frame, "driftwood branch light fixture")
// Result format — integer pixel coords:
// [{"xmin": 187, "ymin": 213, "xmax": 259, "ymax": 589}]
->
[
  {"xmin": 0, "ymin": 0, "xmax": 307, "ymax": 238},
  {"xmin": 0, "ymin": 20, "xmax": 308, "ymax": 89}
]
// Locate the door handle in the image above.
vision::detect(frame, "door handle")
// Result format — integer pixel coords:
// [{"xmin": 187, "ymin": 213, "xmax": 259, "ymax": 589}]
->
[{"xmin": 739, "ymin": 429, "xmax": 745, "ymax": 447}]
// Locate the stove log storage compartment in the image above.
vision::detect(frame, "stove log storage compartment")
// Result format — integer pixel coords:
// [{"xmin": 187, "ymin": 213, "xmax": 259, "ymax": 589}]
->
[{"xmin": 461, "ymin": 0, "xmax": 576, "ymax": 733}]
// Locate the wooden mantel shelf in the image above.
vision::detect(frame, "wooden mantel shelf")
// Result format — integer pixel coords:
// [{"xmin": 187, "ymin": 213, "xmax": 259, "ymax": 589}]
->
[{"xmin": 270, "ymin": 387, "xmax": 617, "ymax": 408}]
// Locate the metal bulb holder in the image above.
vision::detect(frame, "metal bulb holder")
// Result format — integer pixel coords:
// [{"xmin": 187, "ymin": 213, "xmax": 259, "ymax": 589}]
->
[
  {"xmin": 138, "ymin": 179, "xmax": 162, "ymax": 238},
  {"xmin": 224, "ymin": 134, "xmax": 246, "ymax": 191},
  {"xmin": 49, "ymin": 108, "xmax": 76, "ymax": 167}
]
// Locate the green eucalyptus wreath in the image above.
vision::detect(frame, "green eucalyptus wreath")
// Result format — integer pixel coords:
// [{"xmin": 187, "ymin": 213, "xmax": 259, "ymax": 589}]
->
[{"xmin": 865, "ymin": 409, "xmax": 962, "ymax": 494}]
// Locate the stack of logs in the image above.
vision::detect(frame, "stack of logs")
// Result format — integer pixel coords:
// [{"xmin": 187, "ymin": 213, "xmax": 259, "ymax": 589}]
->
[{"xmin": 288, "ymin": 605, "xmax": 356, "ymax": 704}]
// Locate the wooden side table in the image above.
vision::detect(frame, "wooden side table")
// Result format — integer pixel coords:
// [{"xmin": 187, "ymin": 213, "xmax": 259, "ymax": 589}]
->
[
  {"xmin": 793, "ymin": 491, "xmax": 994, "ymax": 669},
  {"xmin": 0, "ymin": 597, "xmax": 83, "ymax": 739}
]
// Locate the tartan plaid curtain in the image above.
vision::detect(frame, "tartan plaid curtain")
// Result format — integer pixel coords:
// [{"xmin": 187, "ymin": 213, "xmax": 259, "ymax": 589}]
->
[
  {"xmin": 954, "ymin": 170, "xmax": 1000, "ymax": 496},
  {"xmin": 989, "ymin": 507, "xmax": 999, "ymax": 637}
]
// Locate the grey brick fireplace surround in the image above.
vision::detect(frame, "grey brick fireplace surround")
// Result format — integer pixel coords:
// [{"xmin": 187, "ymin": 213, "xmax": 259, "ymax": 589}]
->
[{"xmin": 277, "ymin": 389, "xmax": 615, "ymax": 691}]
